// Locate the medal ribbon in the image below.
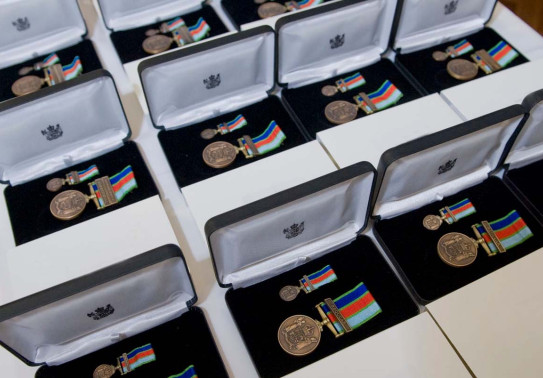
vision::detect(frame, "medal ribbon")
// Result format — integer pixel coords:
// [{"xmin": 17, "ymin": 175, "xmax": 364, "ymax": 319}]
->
[
  {"xmin": 67, "ymin": 165, "xmax": 99, "ymax": 185},
  {"xmin": 219, "ymin": 114, "xmax": 248, "ymax": 134},
  {"xmin": 449, "ymin": 39, "xmax": 474, "ymax": 57},
  {"xmin": 355, "ymin": 80, "xmax": 403, "ymax": 113},
  {"xmin": 92, "ymin": 165, "xmax": 138, "ymax": 208},
  {"xmin": 487, "ymin": 41, "xmax": 519, "ymax": 68},
  {"xmin": 301, "ymin": 265, "xmax": 337, "ymax": 292},
  {"xmin": 168, "ymin": 365, "xmax": 198, "ymax": 378},
  {"xmin": 173, "ymin": 18, "xmax": 211, "ymax": 45},
  {"xmin": 474, "ymin": 210, "xmax": 533, "ymax": 254},
  {"xmin": 296, "ymin": 0, "xmax": 324, "ymax": 9},
  {"xmin": 319, "ymin": 282, "xmax": 381, "ymax": 335},
  {"xmin": 62, "ymin": 56, "xmax": 83, "ymax": 81},
  {"xmin": 443, "ymin": 198, "xmax": 476, "ymax": 224},
  {"xmin": 164, "ymin": 17, "xmax": 186, "ymax": 32},
  {"xmin": 119, "ymin": 343, "xmax": 156, "ymax": 374},
  {"xmin": 42, "ymin": 53, "xmax": 60, "ymax": 68},
  {"xmin": 241, "ymin": 121, "xmax": 286, "ymax": 157},
  {"xmin": 338, "ymin": 72, "xmax": 366, "ymax": 92}
]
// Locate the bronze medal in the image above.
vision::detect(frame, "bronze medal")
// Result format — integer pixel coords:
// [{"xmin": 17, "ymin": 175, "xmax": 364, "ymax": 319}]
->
[
  {"xmin": 278, "ymin": 315, "xmax": 321, "ymax": 356},
  {"xmin": 432, "ymin": 51, "xmax": 449, "ymax": 61},
  {"xmin": 50, "ymin": 190, "xmax": 89, "ymax": 221},
  {"xmin": 46, "ymin": 178, "xmax": 65, "ymax": 192},
  {"xmin": 11, "ymin": 75, "xmax": 44, "ymax": 96},
  {"xmin": 279, "ymin": 285, "xmax": 302, "ymax": 301},
  {"xmin": 202, "ymin": 141, "xmax": 239, "ymax": 168},
  {"xmin": 437, "ymin": 232, "xmax": 478, "ymax": 268},
  {"xmin": 321, "ymin": 85, "xmax": 338, "ymax": 97},
  {"xmin": 447, "ymin": 59, "xmax": 478, "ymax": 81},
  {"xmin": 423, "ymin": 214, "xmax": 443, "ymax": 231},
  {"xmin": 142, "ymin": 34, "xmax": 173, "ymax": 54},
  {"xmin": 324, "ymin": 100, "xmax": 358, "ymax": 124},
  {"xmin": 258, "ymin": 2, "xmax": 287, "ymax": 18},
  {"xmin": 93, "ymin": 364, "xmax": 118, "ymax": 378},
  {"xmin": 200, "ymin": 128, "xmax": 219, "ymax": 140}
]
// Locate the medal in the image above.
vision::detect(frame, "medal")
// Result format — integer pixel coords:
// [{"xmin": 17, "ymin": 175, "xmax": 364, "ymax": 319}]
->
[
  {"xmin": 279, "ymin": 265, "xmax": 337, "ymax": 301},
  {"xmin": 143, "ymin": 17, "xmax": 211, "ymax": 54},
  {"xmin": 16, "ymin": 53, "xmax": 60, "ymax": 76},
  {"xmin": 321, "ymin": 72, "xmax": 366, "ymax": 96},
  {"xmin": 168, "ymin": 365, "xmax": 197, "ymax": 378},
  {"xmin": 202, "ymin": 120, "xmax": 286, "ymax": 168},
  {"xmin": 46, "ymin": 165, "xmax": 100, "ymax": 192},
  {"xmin": 258, "ymin": 0, "xmax": 323, "ymax": 19},
  {"xmin": 422, "ymin": 198, "xmax": 476, "ymax": 231},
  {"xmin": 200, "ymin": 114, "xmax": 248, "ymax": 139},
  {"xmin": 93, "ymin": 343, "xmax": 156, "ymax": 378},
  {"xmin": 446, "ymin": 59, "xmax": 478, "ymax": 80},
  {"xmin": 471, "ymin": 41, "xmax": 519, "ymax": 75},
  {"xmin": 50, "ymin": 165, "xmax": 137, "ymax": 221},
  {"xmin": 432, "ymin": 39, "xmax": 474, "ymax": 61},
  {"xmin": 278, "ymin": 282, "xmax": 381, "ymax": 355}
]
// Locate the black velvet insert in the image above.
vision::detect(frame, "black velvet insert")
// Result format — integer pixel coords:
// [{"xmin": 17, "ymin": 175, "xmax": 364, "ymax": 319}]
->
[
  {"xmin": 4, "ymin": 142, "xmax": 157, "ymax": 246},
  {"xmin": 281, "ymin": 58, "xmax": 422, "ymax": 138},
  {"xmin": 506, "ymin": 161, "xmax": 543, "ymax": 221},
  {"xmin": 35, "ymin": 307, "xmax": 229, "ymax": 378},
  {"xmin": 158, "ymin": 95, "xmax": 307, "ymax": 188},
  {"xmin": 395, "ymin": 27, "xmax": 528, "ymax": 94},
  {"xmin": 226, "ymin": 236, "xmax": 419, "ymax": 378},
  {"xmin": 110, "ymin": 5, "xmax": 228, "ymax": 64},
  {"xmin": 221, "ymin": 0, "xmax": 334, "ymax": 28},
  {"xmin": 374, "ymin": 177, "xmax": 543, "ymax": 303},
  {"xmin": 0, "ymin": 39, "xmax": 102, "ymax": 103}
]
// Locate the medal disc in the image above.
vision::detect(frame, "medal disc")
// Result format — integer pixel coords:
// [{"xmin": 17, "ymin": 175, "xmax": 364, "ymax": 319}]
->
[
  {"xmin": 321, "ymin": 85, "xmax": 338, "ymax": 97},
  {"xmin": 142, "ymin": 34, "xmax": 173, "ymax": 54},
  {"xmin": 202, "ymin": 141, "xmax": 239, "ymax": 168},
  {"xmin": 11, "ymin": 75, "xmax": 43, "ymax": 96},
  {"xmin": 279, "ymin": 285, "xmax": 301, "ymax": 301},
  {"xmin": 50, "ymin": 190, "xmax": 88, "ymax": 221},
  {"xmin": 422, "ymin": 214, "xmax": 443, "ymax": 231},
  {"xmin": 46, "ymin": 178, "xmax": 64, "ymax": 192},
  {"xmin": 432, "ymin": 51, "xmax": 448, "ymax": 61},
  {"xmin": 437, "ymin": 232, "xmax": 478, "ymax": 268},
  {"xmin": 278, "ymin": 315, "xmax": 321, "ymax": 356},
  {"xmin": 258, "ymin": 2, "xmax": 287, "ymax": 18},
  {"xmin": 200, "ymin": 128, "xmax": 218, "ymax": 140},
  {"xmin": 324, "ymin": 100, "xmax": 358, "ymax": 124},
  {"xmin": 447, "ymin": 59, "xmax": 478, "ymax": 81},
  {"xmin": 93, "ymin": 364, "xmax": 117, "ymax": 378}
]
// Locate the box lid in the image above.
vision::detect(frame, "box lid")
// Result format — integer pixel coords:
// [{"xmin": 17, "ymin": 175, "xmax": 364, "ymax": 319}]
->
[
  {"xmin": 139, "ymin": 26, "xmax": 274, "ymax": 129},
  {"xmin": 393, "ymin": 0, "xmax": 497, "ymax": 53},
  {"xmin": 0, "ymin": 0, "xmax": 87, "ymax": 69},
  {"xmin": 205, "ymin": 162, "xmax": 375, "ymax": 289},
  {"xmin": 276, "ymin": 0, "xmax": 398, "ymax": 88},
  {"xmin": 0, "ymin": 70, "xmax": 131, "ymax": 186},
  {"xmin": 96, "ymin": 0, "xmax": 203, "ymax": 31},
  {"xmin": 504, "ymin": 88, "xmax": 543, "ymax": 170},
  {"xmin": 0, "ymin": 244, "xmax": 196, "ymax": 367},
  {"xmin": 372, "ymin": 104, "xmax": 526, "ymax": 220}
]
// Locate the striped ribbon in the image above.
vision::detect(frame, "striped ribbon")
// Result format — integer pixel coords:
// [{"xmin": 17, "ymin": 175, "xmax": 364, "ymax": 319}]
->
[
  {"xmin": 218, "ymin": 115, "xmax": 247, "ymax": 134},
  {"xmin": 488, "ymin": 41, "xmax": 519, "ymax": 68},
  {"xmin": 92, "ymin": 165, "xmax": 138, "ymax": 208},
  {"xmin": 301, "ymin": 265, "xmax": 337, "ymax": 292},
  {"xmin": 442, "ymin": 198, "xmax": 476, "ymax": 225},
  {"xmin": 168, "ymin": 365, "xmax": 198, "ymax": 378},
  {"xmin": 474, "ymin": 210, "xmax": 533, "ymax": 254},
  {"xmin": 296, "ymin": 0, "xmax": 324, "ymax": 9},
  {"xmin": 119, "ymin": 344, "xmax": 156, "ymax": 374},
  {"xmin": 62, "ymin": 56, "xmax": 83, "ymax": 81},
  {"xmin": 355, "ymin": 80, "xmax": 403, "ymax": 113},
  {"xmin": 337, "ymin": 72, "xmax": 366, "ymax": 92},
  {"xmin": 241, "ymin": 121, "xmax": 286, "ymax": 157},
  {"xmin": 164, "ymin": 17, "xmax": 186, "ymax": 32},
  {"xmin": 42, "ymin": 53, "xmax": 60, "ymax": 67},
  {"xmin": 449, "ymin": 39, "xmax": 474, "ymax": 57},
  {"xmin": 67, "ymin": 165, "xmax": 99, "ymax": 185},
  {"xmin": 319, "ymin": 282, "xmax": 381, "ymax": 335},
  {"xmin": 174, "ymin": 18, "xmax": 210, "ymax": 45}
]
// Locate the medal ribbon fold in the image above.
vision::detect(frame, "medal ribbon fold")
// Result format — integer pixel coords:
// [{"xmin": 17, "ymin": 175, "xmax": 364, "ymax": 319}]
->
[
  {"xmin": 301, "ymin": 265, "xmax": 337, "ymax": 293},
  {"xmin": 338, "ymin": 72, "xmax": 366, "ymax": 92},
  {"xmin": 165, "ymin": 17, "xmax": 186, "ymax": 32},
  {"xmin": 487, "ymin": 41, "xmax": 519, "ymax": 68},
  {"xmin": 62, "ymin": 56, "xmax": 83, "ymax": 81},
  {"xmin": 92, "ymin": 165, "xmax": 138, "ymax": 208},
  {"xmin": 189, "ymin": 18, "xmax": 211, "ymax": 41},
  {"xmin": 449, "ymin": 39, "xmax": 474, "ymax": 57},
  {"xmin": 42, "ymin": 53, "xmax": 60, "ymax": 68},
  {"xmin": 443, "ymin": 198, "xmax": 476, "ymax": 224},
  {"xmin": 169, "ymin": 365, "xmax": 198, "ymax": 378},
  {"xmin": 319, "ymin": 282, "xmax": 381, "ymax": 335},
  {"xmin": 241, "ymin": 121, "xmax": 286, "ymax": 157},
  {"xmin": 356, "ymin": 80, "xmax": 403, "ymax": 113},
  {"xmin": 219, "ymin": 115, "xmax": 248, "ymax": 134},
  {"xmin": 292, "ymin": 0, "xmax": 323, "ymax": 10},
  {"xmin": 68, "ymin": 165, "xmax": 99, "ymax": 185},
  {"xmin": 474, "ymin": 210, "xmax": 533, "ymax": 254},
  {"xmin": 119, "ymin": 343, "xmax": 156, "ymax": 374}
]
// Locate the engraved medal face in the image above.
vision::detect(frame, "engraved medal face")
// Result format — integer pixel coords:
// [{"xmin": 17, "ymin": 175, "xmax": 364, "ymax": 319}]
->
[
  {"xmin": 202, "ymin": 141, "xmax": 239, "ymax": 168},
  {"xmin": 46, "ymin": 178, "xmax": 64, "ymax": 192},
  {"xmin": 432, "ymin": 51, "xmax": 448, "ymax": 61},
  {"xmin": 50, "ymin": 190, "xmax": 88, "ymax": 221},
  {"xmin": 142, "ymin": 34, "xmax": 173, "ymax": 54},
  {"xmin": 423, "ymin": 214, "xmax": 443, "ymax": 231},
  {"xmin": 258, "ymin": 2, "xmax": 287, "ymax": 19},
  {"xmin": 279, "ymin": 285, "xmax": 301, "ymax": 301},
  {"xmin": 321, "ymin": 85, "xmax": 338, "ymax": 97},
  {"xmin": 278, "ymin": 315, "xmax": 321, "ymax": 356},
  {"xmin": 325, "ymin": 100, "xmax": 358, "ymax": 124},
  {"xmin": 437, "ymin": 232, "xmax": 478, "ymax": 268},
  {"xmin": 11, "ymin": 75, "xmax": 43, "ymax": 96},
  {"xmin": 447, "ymin": 59, "xmax": 478, "ymax": 81},
  {"xmin": 200, "ymin": 128, "xmax": 218, "ymax": 140},
  {"xmin": 93, "ymin": 364, "xmax": 117, "ymax": 378}
]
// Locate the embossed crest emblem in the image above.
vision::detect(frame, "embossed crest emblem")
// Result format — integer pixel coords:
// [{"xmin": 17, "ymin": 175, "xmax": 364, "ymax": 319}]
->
[
  {"xmin": 444, "ymin": 0, "xmax": 459, "ymax": 15},
  {"xmin": 438, "ymin": 158, "xmax": 457, "ymax": 175},
  {"xmin": 203, "ymin": 74, "xmax": 221, "ymax": 89},
  {"xmin": 12, "ymin": 17, "xmax": 30, "ymax": 31},
  {"xmin": 330, "ymin": 34, "xmax": 345, "ymax": 49},
  {"xmin": 87, "ymin": 304, "xmax": 115, "ymax": 320},
  {"xmin": 283, "ymin": 222, "xmax": 305, "ymax": 239},
  {"xmin": 41, "ymin": 124, "xmax": 63, "ymax": 141}
]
